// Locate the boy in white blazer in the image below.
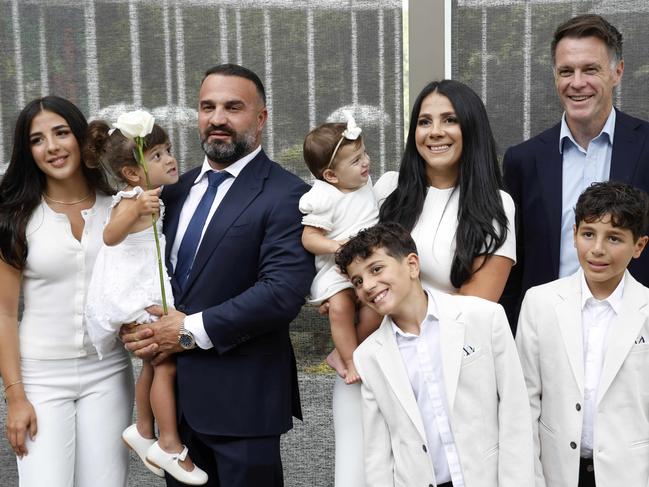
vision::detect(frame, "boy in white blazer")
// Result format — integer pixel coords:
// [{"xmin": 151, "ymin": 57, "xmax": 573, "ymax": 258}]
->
[
  {"xmin": 516, "ymin": 181, "xmax": 649, "ymax": 487},
  {"xmin": 336, "ymin": 222, "xmax": 534, "ymax": 487}
]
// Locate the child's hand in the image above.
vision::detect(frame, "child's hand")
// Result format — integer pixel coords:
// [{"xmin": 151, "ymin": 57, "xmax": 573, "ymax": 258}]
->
[
  {"xmin": 344, "ymin": 359, "xmax": 361, "ymax": 384},
  {"xmin": 135, "ymin": 188, "xmax": 161, "ymax": 218}
]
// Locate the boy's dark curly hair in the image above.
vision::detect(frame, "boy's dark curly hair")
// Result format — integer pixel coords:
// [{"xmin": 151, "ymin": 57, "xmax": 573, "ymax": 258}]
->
[
  {"xmin": 335, "ymin": 222, "xmax": 418, "ymax": 276},
  {"xmin": 574, "ymin": 181, "xmax": 649, "ymax": 240}
]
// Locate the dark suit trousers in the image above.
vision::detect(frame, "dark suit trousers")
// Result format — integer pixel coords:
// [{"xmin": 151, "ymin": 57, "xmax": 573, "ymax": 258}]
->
[
  {"xmin": 578, "ymin": 458, "xmax": 596, "ymax": 487},
  {"xmin": 165, "ymin": 416, "xmax": 283, "ymax": 487}
]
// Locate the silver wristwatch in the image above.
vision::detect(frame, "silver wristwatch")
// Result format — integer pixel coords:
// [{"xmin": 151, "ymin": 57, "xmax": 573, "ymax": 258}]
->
[{"xmin": 178, "ymin": 322, "xmax": 196, "ymax": 350}]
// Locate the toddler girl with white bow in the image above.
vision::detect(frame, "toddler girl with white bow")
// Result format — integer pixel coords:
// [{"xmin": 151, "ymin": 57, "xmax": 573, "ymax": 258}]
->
[
  {"xmin": 299, "ymin": 113, "xmax": 382, "ymax": 486},
  {"xmin": 84, "ymin": 116, "xmax": 207, "ymax": 485}
]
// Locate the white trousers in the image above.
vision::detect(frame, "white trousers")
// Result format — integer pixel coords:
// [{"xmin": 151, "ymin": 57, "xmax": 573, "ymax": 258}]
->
[
  {"xmin": 333, "ymin": 376, "xmax": 366, "ymax": 487},
  {"xmin": 17, "ymin": 348, "xmax": 134, "ymax": 487}
]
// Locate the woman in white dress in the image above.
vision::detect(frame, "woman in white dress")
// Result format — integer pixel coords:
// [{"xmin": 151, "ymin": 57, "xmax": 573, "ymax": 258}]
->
[
  {"xmin": 0, "ymin": 96, "xmax": 134, "ymax": 486},
  {"xmin": 376, "ymin": 79, "xmax": 516, "ymax": 300}
]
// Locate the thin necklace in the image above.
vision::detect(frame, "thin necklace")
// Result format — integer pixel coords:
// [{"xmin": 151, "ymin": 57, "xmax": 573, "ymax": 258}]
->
[{"xmin": 43, "ymin": 192, "xmax": 92, "ymax": 205}]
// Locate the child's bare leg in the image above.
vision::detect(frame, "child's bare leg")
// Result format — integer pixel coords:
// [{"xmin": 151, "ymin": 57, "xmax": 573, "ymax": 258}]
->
[
  {"xmin": 356, "ymin": 304, "xmax": 383, "ymax": 343},
  {"xmin": 150, "ymin": 360, "xmax": 194, "ymax": 471},
  {"xmin": 135, "ymin": 360, "xmax": 155, "ymax": 439},
  {"xmin": 328, "ymin": 289, "xmax": 361, "ymax": 384}
]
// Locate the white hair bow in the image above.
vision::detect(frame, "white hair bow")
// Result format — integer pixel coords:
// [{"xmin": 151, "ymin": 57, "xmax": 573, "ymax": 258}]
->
[{"xmin": 327, "ymin": 110, "xmax": 363, "ymax": 168}]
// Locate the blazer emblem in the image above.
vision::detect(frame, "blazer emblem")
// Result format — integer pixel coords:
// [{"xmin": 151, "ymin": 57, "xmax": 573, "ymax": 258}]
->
[{"xmin": 463, "ymin": 345, "xmax": 476, "ymax": 356}]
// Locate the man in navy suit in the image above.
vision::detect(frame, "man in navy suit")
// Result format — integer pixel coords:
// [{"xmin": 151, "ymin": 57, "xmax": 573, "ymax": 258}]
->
[
  {"xmin": 122, "ymin": 64, "xmax": 314, "ymax": 486},
  {"xmin": 501, "ymin": 14, "xmax": 649, "ymax": 330}
]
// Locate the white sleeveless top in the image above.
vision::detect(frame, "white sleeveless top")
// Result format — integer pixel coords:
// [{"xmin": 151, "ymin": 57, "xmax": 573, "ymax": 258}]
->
[
  {"xmin": 19, "ymin": 194, "xmax": 112, "ymax": 359},
  {"xmin": 374, "ymin": 171, "xmax": 516, "ymax": 294}
]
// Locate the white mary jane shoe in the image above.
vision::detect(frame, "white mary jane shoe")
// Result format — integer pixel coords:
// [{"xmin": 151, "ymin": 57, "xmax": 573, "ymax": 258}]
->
[
  {"xmin": 146, "ymin": 441, "xmax": 208, "ymax": 485},
  {"xmin": 121, "ymin": 424, "xmax": 165, "ymax": 477}
]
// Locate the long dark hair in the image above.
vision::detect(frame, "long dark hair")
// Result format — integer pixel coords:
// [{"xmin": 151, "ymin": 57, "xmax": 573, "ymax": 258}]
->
[
  {"xmin": 0, "ymin": 96, "xmax": 113, "ymax": 269},
  {"xmin": 379, "ymin": 79, "xmax": 508, "ymax": 288}
]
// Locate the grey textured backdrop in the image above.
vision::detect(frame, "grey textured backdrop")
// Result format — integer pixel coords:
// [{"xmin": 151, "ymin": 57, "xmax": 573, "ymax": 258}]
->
[
  {"xmin": 453, "ymin": 0, "xmax": 649, "ymax": 158},
  {"xmin": 4, "ymin": 0, "xmax": 649, "ymax": 485},
  {"xmin": 0, "ymin": 1, "xmax": 403, "ymax": 485}
]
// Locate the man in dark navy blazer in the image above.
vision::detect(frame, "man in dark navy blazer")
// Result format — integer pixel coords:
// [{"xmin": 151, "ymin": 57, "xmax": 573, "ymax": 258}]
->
[
  {"xmin": 123, "ymin": 64, "xmax": 314, "ymax": 486},
  {"xmin": 501, "ymin": 14, "xmax": 649, "ymax": 331}
]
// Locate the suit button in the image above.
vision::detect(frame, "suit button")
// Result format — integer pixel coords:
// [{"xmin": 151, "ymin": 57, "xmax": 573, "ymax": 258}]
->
[
  {"xmin": 422, "ymin": 444, "xmax": 427, "ymax": 452},
  {"xmin": 576, "ymin": 403, "xmax": 581, "ymax": 411},
  {"xmin": 177, "ymin": 304, "xmax": 186, "ymax": 312},
  {"xmin": 570, "ymin": 441, "xmax": 577, "ymax": 449}
]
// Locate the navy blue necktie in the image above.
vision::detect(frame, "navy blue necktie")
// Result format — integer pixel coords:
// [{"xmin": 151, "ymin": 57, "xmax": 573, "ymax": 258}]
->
[{"xmin": 175, "ymin": 171, "xmax": 231, "ymax": 288}]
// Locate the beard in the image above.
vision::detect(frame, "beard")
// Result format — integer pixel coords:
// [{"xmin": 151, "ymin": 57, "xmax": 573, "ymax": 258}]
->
[{"xmin": 200, "ymin": 124, "xmax": 257, "ymax": 166}]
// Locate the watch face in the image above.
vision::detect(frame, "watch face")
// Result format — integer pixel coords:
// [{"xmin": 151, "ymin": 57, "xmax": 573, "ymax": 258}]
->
[{"xmin": 179, "ymin": 333, "xmax": 194, "ymax": 349}]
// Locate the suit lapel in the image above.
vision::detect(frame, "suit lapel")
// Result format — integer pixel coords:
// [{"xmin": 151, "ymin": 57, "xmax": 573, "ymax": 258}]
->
[
  {"xmin": 163, "ymin": 169, "xmax": 197, "ymax": 261},
  {"xmin": 180, "ymin": 151, "xmax": 269, "ymax": 298},
  {"xmin": 435, "ymin": 292, "xmax": 465, "ymax": 411},
  {"xmin": 162, "ymin": 170, "xmax": 197, "ymax": 297},
  {"xmin": 536, "ymin": 126, "xmax": 563, "ymax": 276},
  {"xmin": 556, "ymin": 273, "xmax": 585, "ymax": 395},
  {"xmin": 598, "ymin": 275, "xmax": 648, "ymax": 404},
  {"xmin": 610, "ymin": 110, "xmax": 644, "ymax": 183},
  {"xmin": 374, "ymin": 320, "xmax": 428, "ymax": 441}
]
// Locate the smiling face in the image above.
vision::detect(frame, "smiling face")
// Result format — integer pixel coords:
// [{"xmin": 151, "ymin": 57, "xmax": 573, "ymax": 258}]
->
[
  {"xmin": 324, "ymin": 140, "xmax": 370, "ymax": 193},
  {"xmin": 554, "ymin": 36, "xmax": 623, "ymax": 138},
  {"xmin": 415, "ymin": 91, "xmax": 463, "ymax": 188},
  {"xmin": 347, "ymin": 247, "xmax": 420, "ymax": 317},
  {"xmin": 29, "ymin": 110, "xmax": 83, "ymax": 183},
  {"xmin": 198, "ymin": 74, "xmax": 267, "ymax": 169},
  {"xmin": 573, "ymin": 215, "xmax": 647, "ymax": 299},
  {"xmin": 142, "ymin": 142, "xmax": 179, "ymax": 187}
]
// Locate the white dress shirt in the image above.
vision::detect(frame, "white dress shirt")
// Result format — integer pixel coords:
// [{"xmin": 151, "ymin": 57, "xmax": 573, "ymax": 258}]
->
[
  {"xmin": 559, "ymin": 109, "xmax": 615, "ymax": 277},
  {"xmin": 171, "ymin": 146, "xmax": 261, "ymax": 348},
  {"xmin": 580, "ymin": 270, "xmax": 624, "ymax": 458},
  {"xmin": 391, "ymin": 291, "xmax": 465, "ymax": 487}
]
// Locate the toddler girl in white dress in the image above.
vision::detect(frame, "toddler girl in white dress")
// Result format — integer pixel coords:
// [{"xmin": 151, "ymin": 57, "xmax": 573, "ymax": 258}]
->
[
  {"xmin": 299, "ymin": 113, "xmax": 382, "ymax": 487},
  {"xmin": 84, "ymin": 120, "xmax": 207, "ymax": 485}
]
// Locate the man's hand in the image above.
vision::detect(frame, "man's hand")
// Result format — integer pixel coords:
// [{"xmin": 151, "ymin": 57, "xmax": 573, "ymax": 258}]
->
[{"xmin": 118, "ymin": 307, "xmax": 187, "ymax": 363}]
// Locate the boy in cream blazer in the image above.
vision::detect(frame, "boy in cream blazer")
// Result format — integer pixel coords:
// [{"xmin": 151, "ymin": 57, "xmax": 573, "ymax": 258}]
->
[
  {"xmin": 516, "ymin": 181, "xmax": 649, "ymax": 487},
  {"xmin": 336, "ymin": 223, "xmax": 534, "ymax": 487}
]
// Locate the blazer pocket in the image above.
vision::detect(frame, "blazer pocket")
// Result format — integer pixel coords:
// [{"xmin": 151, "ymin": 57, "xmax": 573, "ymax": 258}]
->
[
  {"xmin": 630, "ymin": 343, "xmax": 649, "ymax": 354},
  {"xmin": 629, "ymin": 438, "xmax": 649, "ymax": 449},
  {"xmin": 484, "ymin": 443, "xmax": 499, "ymax": 458},
  {"xmin": 461, "ymin": 348, "xmax": 484, "ymax": 367},
  {"xmin": 225, "ymin": 222, "xmax": 251, "ymax": 237},
  {"xmin": 538, "ymin": 417, "xmax": 556, "ymax": 436}
]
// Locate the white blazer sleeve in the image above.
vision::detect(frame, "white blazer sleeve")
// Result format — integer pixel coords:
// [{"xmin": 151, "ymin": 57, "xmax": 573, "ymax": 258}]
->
[
  {"xmin": 355, "ymin": 354, "xmax": 395, "ymax": 487},
  {"xmin": 491, "ymin": 304, "xmax": 535, "ymax": 487},
  {"xmin": 515, "ymin": 290, "xmax": 548, "ymax": 487}
]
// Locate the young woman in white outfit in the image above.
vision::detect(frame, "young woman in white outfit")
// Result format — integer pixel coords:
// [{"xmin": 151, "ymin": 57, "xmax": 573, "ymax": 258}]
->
[
  {"xmin": 375, "ymin": 80, "xmax": 516, "ymax": 299},
  {"xmin": 0, "ymin": 96, "xmax": 134, "ymax": 487},
  {"xmin": 299, "ymin": 117, "xmax": 382, "ymax": 487}
]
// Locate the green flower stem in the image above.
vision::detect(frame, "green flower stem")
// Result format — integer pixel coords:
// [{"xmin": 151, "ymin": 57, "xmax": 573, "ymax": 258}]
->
[{"xmin": 135, "ymin": 137, "xmax": 169, "ymax": 315}]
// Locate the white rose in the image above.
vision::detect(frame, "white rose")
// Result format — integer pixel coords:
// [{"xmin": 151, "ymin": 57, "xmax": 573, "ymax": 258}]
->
[{"xmin": 113, "ymin": 110, "xmax": 155, "ymax": 139}]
